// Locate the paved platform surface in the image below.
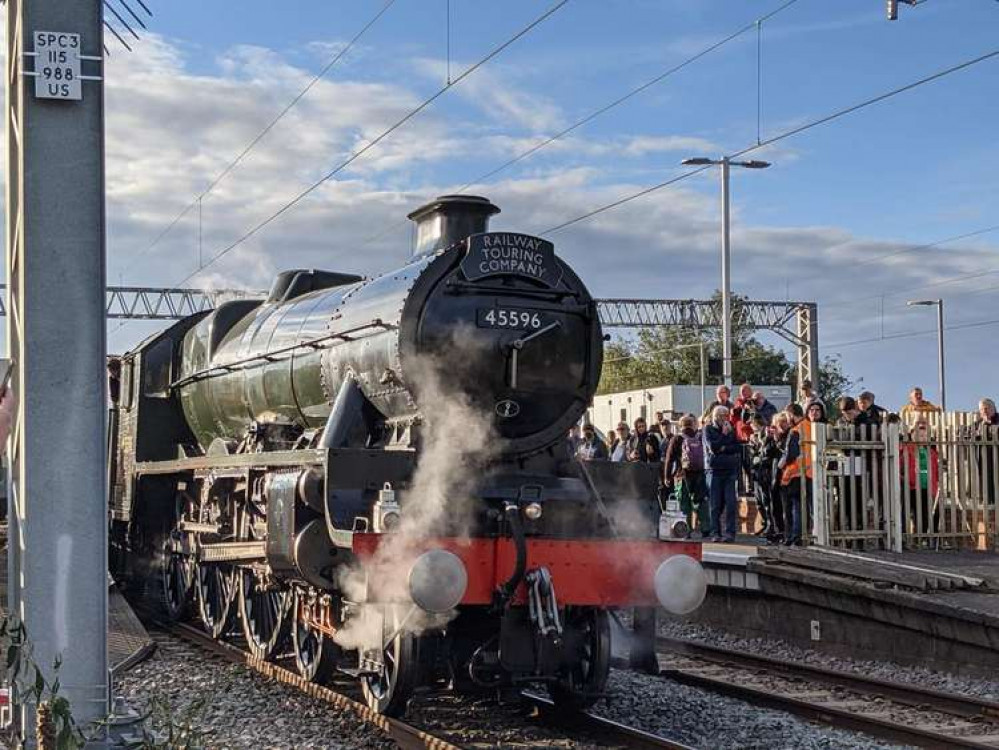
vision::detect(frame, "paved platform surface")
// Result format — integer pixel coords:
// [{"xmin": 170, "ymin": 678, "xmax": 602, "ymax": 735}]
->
[
  {"xmin": 695, "ymin": 537, "xmax": 999, "ymax": 674},
  {"xmin": 0, "ymin": 524, "xmax": 152, "ymax": 674},
  {"xmin": 704, "ymin": 537, "xmax": 999, "ymax": 581},
  {"xmin": 866, "ymin": 548, "xmax": 999, "ymax": 617}
]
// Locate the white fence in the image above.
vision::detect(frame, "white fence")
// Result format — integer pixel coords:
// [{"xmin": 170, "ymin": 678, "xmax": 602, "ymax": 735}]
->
[{"xmin": 809, "ymin": 414, "xmax": 999, "ymax": 551}]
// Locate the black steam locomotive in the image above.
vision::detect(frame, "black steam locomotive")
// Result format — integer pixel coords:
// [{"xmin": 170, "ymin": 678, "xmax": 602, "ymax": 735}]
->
[{"xmin": 108, "ymin": 195, "xmax": 706, "ymax": 716}]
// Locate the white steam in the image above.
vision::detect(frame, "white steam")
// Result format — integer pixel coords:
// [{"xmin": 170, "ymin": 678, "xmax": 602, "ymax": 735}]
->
[{"xmin": 334, "ymin": 336, "xmax": 498, "ymax": 651}]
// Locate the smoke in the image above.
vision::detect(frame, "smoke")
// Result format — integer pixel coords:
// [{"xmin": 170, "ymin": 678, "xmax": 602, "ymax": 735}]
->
[
  {"xmin": 333, "ymin": 328, "xmax": 498, "ymax": 651},
  {"xmin": 607, "ymin": 495, "xmax": 657, "ymax": 538}
]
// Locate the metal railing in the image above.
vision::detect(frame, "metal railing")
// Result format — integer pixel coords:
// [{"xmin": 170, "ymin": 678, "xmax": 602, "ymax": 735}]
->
[{"xmin": 810, "ymin": 415, "xmax": 999, "ymax": 551}]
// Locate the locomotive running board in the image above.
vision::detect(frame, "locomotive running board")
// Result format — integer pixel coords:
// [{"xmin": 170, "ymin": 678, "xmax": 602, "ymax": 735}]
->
[{"xmin": 133, "ymin": 448, "xmax": 328, "ymax": 475}]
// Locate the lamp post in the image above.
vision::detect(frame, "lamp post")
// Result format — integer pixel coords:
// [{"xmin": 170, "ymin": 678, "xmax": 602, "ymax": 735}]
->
[
  {"xmin": 681, "ymin": 156, "xmax": 771, "ymax": 387},
  {"xmin": 906, "ymin": 299, "xmax": 946, "ymax": 411}
]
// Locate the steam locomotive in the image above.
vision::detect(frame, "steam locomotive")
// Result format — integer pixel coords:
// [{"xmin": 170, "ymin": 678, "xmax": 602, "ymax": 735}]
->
[{"xmin": 108, "ymin": 195, "xmax": 706, "ymax": 716}]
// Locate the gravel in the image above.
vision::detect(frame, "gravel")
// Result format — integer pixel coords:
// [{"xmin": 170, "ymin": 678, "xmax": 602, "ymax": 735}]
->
[
  {"xmin": 115, "ymin": 636, "xmax": 395, "ymax": 750},
  {"xmin": 407, "ymin": 693, "xmax": 616, "ymax": 749},
  {"xmin": 658, "ymin": 616, "xmax": 999, "ymax": 701},
  {"xmin": 594, "ymin": 668, "xmax": 911, "ymax": 750},
  {"xmin": 117, "ymin": 612, "xmax": 990, "ymax": 750}
]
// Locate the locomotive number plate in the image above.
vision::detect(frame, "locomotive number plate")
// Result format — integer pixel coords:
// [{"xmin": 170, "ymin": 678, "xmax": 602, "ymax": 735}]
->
[{"xmin": 477, "ymin": 307, "xmax": 547, "ymax": 331}]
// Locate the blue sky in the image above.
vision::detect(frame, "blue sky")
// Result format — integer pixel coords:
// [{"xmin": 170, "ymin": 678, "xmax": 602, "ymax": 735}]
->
[{"xmin": 84, "ymin": 0, "xmax": 999, "ymax": 409}]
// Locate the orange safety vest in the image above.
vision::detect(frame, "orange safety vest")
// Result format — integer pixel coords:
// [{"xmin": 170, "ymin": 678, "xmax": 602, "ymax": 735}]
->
[{"xmin": 781, "ymin": 419, "xmax": 813, "ymax": 485}]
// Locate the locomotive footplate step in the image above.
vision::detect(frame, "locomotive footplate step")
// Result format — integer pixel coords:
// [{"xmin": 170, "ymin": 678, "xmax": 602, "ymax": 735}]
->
[
  {"xmin": 108, "ymin": 582, "xmax": 156, "ymax": 675},
  {"xmin": 1, "ymin": 524, "xmax": 152, "ymax": 675}
]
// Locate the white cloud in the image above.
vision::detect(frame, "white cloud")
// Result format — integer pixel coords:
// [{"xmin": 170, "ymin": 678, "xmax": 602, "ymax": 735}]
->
[
  {"xmin": 4, "ymin": 31, "xmax": 989, "ymax": 408},
  {"xmin": 620, "ymin": 135, "xmax": 719, "ymax": 156}
]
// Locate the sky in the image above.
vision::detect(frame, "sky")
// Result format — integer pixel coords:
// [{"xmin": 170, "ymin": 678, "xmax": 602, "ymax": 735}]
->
[{"xmin": 11, "ymin": 0, "xmax": 999, "ymax": 410}]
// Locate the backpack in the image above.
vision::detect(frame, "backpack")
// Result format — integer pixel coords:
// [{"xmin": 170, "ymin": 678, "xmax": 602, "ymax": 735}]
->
[{"xmin": 680, "ymin": 431, "xmax": 704, "ymax": 472}]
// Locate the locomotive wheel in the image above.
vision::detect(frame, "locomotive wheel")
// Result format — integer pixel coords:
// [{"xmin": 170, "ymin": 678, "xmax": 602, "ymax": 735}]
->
[
  {"xmin": 195, "ymin": 563, "xmax": 237, "ymax": 639},
  {"xmin": 160, "ymin": 531, "xmax": 194, "ymax": 622},
  {"xmin": 550, "ymin": 608, "xmax": 611, "ymax": 711},
  {"xmin": 292, "ymin": 591, "xmax": 341, "ymax": 683},
  {"xmin": 361, "ymin": 607, "xmax": 419, "ymax": 717},
  {"xmin": 238, "ymin": 569, "xmax": 291, "ymax": 661}
]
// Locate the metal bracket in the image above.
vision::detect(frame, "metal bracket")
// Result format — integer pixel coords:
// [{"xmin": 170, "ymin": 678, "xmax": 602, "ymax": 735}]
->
[{"xmin": 526, "ymin": 567, "xmax": 562, "ymax": 638}]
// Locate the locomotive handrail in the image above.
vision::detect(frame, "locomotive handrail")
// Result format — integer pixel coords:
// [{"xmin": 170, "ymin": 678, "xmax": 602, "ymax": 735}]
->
[
  {"xmin": 170, "ymin": 319, "xmax": 396, "ymax": 389},
  {"xmin": 444, "ymin": 279, "xmax": 581, "ymax": 301}
]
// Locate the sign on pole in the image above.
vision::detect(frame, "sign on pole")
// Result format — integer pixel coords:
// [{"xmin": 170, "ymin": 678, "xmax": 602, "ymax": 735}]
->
[{"xmin": 33, "ymin": 31, "xmax": 82, "ymax": 100}]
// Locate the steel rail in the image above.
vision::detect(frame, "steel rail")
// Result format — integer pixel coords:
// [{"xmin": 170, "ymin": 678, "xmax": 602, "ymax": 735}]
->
[
  {"xmin": 524, "ymin": 692, "xmax": 698, "ymax": 750},
  {"xmin": 152, "ymin": 617, "xmax": 694, "ymax": 750},
  {"xmin": 160, "ymin": 620, "xmax": 462, "ymax": 750},
  {"xmin": 657, "ymin": 636, "xmax": 999, "ymax": 749}
]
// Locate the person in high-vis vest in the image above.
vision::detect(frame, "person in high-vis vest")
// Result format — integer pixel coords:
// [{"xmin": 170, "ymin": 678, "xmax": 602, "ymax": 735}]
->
[{"xmin": 778, "ymin": 403, "xmax": 812, "ymax": 546}]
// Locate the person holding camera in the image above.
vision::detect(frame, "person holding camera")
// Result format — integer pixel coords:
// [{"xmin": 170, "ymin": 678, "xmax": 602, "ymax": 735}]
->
[{"xmin": 626, "ymin": 417, "xmax": 661, "ymax": 463}]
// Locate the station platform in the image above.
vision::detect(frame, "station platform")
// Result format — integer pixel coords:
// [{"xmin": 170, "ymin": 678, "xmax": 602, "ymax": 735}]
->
[
  {"xmin": 0, "ymin": 525, "xmax": 153, "ymax": 676},
  {"xmin": 694, "ymin": 538, "xmax": 999, "ymax": 676}
]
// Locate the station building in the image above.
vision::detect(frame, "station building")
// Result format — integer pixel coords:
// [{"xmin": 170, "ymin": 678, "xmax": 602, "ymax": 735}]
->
[{"xmin": 587, "ymin": 384, "xmax": 793, "ymax": 435}]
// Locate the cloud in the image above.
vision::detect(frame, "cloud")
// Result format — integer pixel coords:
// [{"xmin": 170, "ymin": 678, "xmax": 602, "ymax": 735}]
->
[
  {"xmin": 5, "ymin": 31, "xmax": 988, "ymax": 408},
  {"xmin": 620, "ymin": 135, "xmax": 719, "ymax": 156},
  {"xmin": 100, "ymin": 34, "xmax": 999, "ymax": 312}
]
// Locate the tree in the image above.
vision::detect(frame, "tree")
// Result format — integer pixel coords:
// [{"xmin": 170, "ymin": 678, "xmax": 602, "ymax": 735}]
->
[
  {"xmin": 596, "ymin": 293, "xmax": 856, "ymax": 413},
  {"xmin": 815, "ymin": 354, "xmax": 854, "ymax": 412}
]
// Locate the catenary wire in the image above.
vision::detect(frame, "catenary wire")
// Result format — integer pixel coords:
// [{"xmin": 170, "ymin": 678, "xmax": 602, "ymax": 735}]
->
[
  {"xmin": 805, "ymin": 222, "xmax": 999, "ymax": 325},
  {"xmin": 120, "ymin": 0, "xmax": 398, "ymax": 276},
  {"xmin": 844, "ymin": 223, "xmax": 999, "ymax": 272},
  {"xmin": 453, "ymin": 0, "xmax": 800, "ymax": 193},
  {"xmin": 168, "ymin": 0, "xmax": 571, "ymax": 290},
  {"xmin": 818, "ymin": 231, "xmax": 999, "ymax": 321},
  {"xmin": 826, "ymin": 315, "xmax": 999, "ymax": 351},
  {"xmin": 356, "ymin": 0, "xmax": 803, "ymax": 250},
  {"xmin": 111, "ymin": 0, "xmax": 571, "ymax": 338},
  {"xmin": 538, "ymin": 47, "xmax": 999, "ymax": 235}
]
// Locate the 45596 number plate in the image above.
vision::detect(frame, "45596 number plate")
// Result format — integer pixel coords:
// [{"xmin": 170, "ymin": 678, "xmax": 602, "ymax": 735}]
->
[{"xmin": 477, "ymin": 307, "xmax": 547, "ymax": 331}]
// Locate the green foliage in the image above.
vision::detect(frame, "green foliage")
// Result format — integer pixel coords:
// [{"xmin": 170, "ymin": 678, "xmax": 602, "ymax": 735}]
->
[
  {"xmin": 127, "ymin": 692, "xmax": 210, "ymax": 750},
  {"xmin": 0, "ymin": 614, "xmax": 84, "ymax": 750},
  {"xmin": 816, "ymin": 354, "xmax": 856, "ymax": 412},
  {"xmin": 1, "ymin": 613, "xmax": 218, "ymax": 749},
  {"xmin": 597, "ymin": 293, "xmax": 855, "ymax": 407}
]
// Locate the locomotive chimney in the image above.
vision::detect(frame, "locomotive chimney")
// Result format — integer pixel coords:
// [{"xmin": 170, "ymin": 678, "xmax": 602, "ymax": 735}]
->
[{"xmin": 407, "ymin": 195, "xmax": 500, "ymax": 258}]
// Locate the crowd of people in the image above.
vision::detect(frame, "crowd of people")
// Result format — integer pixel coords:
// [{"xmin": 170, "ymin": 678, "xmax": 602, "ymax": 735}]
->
[{"xmin": 570, "ymin": 382, "xmax": 999, "ymax": 547}]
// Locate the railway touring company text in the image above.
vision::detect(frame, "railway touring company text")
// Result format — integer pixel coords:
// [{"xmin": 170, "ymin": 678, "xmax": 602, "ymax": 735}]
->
[{"xmin": 461, "ymin": 232, "xmax": 561, "ymax": 287}]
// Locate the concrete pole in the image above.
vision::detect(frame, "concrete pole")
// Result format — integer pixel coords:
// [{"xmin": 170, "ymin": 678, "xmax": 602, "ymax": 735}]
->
[
  {"xmin": 936, "ymin": 300, "xmax": 946, "ymax": 412},
  {"xmin": 720, "ymin": 157, "xmax": 733, "ymax": 388},
  {"xmin": 5, "ymin": 0, "xmax": 109, "ymax": 741}
]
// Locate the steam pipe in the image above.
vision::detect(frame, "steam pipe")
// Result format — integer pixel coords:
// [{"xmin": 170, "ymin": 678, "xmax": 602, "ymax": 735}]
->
[{"xmin": 495, "ymin": 502, "xmax": 527, "ymax": 608}]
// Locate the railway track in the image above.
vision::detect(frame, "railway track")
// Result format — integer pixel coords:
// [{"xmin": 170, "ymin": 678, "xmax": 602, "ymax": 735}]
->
[
  {"xmin": 656, "ymin": 636, "xmax": 999, "ymax": 749},
  {"xmin": 152, "ymin": 621, "xmax": 457, "ymax": 750},
  {"xmin": 146, "ymin": 619, "xmax": 694, "ymax": 749}
]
